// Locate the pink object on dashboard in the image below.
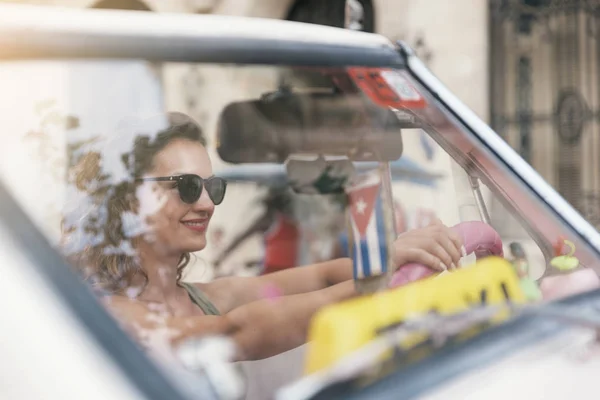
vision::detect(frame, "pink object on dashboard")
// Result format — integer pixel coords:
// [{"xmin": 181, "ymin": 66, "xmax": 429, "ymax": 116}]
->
[
  {"xmin": 388, "ymin": 221, "xmax": 504, "ymax": 289},
  {"xmin": 540, "ymin": 269, "xmax": 600, "ymax": 301}
]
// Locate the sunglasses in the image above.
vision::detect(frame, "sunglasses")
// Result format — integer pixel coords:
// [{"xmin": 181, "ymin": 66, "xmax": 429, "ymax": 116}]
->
[{"xmin": 137, "ymin": 174, "xmax": 227, "ymax": 205}]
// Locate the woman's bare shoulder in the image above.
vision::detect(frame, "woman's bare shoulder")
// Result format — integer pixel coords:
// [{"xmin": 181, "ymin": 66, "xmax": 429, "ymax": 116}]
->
[{"xmin": 191, "ymin": 276, "xmax": 257, "ymax": 313}]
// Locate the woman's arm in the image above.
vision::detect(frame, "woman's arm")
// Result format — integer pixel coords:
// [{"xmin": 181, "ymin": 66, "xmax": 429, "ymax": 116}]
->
[
  {"xmin": 201, "ymin": 258, "xmax": 353, "ymax": 314},
  {"xmin": 227, "ymin": 280, "xmax": 356, "ymax": 360},
  {"xmin": 203, "ymin": 219, "xmax": 464, "ymax": 314}
]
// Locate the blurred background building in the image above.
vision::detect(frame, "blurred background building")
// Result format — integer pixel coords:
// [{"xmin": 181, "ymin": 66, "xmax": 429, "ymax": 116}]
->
[{"xmin": 490, "ymin": 0, "xmax": 600, "ymax": 231}]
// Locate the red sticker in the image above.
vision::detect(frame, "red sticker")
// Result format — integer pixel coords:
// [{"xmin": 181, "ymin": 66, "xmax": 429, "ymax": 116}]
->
[{"xmin": 348, "ymin": 67, "xmax": 427, "ymax": 110}]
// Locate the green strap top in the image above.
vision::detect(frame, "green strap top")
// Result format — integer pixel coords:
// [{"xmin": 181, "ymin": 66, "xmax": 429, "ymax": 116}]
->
[{"xmin": 181, "ymin": 282, "xmax": 221, "ymax": 316}]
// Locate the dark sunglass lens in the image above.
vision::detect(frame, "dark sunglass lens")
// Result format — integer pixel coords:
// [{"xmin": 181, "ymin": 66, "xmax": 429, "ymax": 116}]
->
[
  {"xmin": 206, "ymin": 178, "xmax": 227, "ymax": 205},
  {"xmin": 178, "ymin": 175, "xmax": 203, "ymax": 204}
]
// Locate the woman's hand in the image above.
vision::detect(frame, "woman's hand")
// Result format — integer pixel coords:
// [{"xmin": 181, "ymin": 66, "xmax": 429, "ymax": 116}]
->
[{"xmin": 392, "ymin": 219, "xmax": 464, "ymax": 272}]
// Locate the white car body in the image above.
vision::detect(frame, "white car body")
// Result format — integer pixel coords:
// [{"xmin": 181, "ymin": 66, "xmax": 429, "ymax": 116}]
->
[{"xmin": 1, "ymin": 4, "xmax": 600, "ymax": 400}]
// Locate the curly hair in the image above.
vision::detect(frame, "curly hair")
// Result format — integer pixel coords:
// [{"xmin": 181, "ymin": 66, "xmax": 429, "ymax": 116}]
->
[{"xmin": 62, "ymin": 112, "xmax": 207, "ymax": 295}]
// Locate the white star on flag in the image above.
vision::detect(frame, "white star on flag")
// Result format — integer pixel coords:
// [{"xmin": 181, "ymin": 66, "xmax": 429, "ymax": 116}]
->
[{"xmin": 356, "ymin": 198, "xmax": 367, "ymax": 214}]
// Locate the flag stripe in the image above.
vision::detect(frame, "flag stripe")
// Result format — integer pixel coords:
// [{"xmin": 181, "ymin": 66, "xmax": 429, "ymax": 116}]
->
[
  {"xmin": 365, "ymin": 208, "xmax": 381, "ymax": 275},
  {"xmin": 359, "ymin": 239, "xmax": 372, "ymax": 277},
  {"xmin": 352, "ymin": 221, "xmax": 363, "ymax": 279},
  {"xmin": 375, "ymin": 196, "xmax": 388, "ymax": 274},
  {"xmin": 351, "ymin": 222, "xmax": 360, "ymax": 279}
]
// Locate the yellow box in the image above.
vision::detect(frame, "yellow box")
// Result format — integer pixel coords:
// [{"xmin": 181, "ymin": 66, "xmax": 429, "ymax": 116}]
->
[{"xmin": 305, "ymin": 257, "xmax": 526, "ymax": 374}]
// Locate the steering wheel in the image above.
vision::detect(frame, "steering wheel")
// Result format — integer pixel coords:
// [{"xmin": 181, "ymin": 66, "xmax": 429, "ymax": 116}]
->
[{"xmin": 388, "ymin": 221, "xmax": 504, "ymax": 288}]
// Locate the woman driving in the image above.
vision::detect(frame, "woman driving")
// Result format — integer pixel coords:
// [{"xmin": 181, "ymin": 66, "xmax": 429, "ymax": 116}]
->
[{"xmin": 62, "ymin": 111, "xmax": 464, "ymax": 361}]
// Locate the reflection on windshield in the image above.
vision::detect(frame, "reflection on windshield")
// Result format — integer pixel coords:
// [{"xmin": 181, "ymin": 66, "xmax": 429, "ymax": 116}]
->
[{"xmin": 0, "ymin": 60, "xmax": 597, "ymax": 399}]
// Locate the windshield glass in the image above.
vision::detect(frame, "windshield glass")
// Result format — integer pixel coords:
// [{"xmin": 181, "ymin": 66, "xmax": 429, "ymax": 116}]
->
[{"xmin": 0, "ymin": 59, "xmax": 597, "ymax": 398}]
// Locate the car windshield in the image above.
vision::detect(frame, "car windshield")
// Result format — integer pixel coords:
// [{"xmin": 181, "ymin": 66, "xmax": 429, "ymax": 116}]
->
[{"xmin": 1, "ymin": 59, "xmax": 598, "ymax": 398}]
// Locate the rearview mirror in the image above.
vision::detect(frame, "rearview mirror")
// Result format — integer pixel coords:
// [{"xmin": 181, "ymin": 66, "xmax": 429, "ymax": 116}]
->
[{"xmin": 216, "ymin": 90, "xmax": 412, "ymax": 164}]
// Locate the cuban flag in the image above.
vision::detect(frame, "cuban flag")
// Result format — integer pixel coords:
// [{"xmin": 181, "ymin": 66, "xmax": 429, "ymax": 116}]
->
[{"xmin": 346, "ymin": 172, "xmax": 389, "ymax": 279}]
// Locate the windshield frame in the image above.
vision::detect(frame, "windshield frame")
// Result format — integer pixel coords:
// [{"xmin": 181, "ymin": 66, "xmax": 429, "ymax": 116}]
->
[{"xmin": 0, "ymin": 4, "xmax": 403, "ymax": 68}]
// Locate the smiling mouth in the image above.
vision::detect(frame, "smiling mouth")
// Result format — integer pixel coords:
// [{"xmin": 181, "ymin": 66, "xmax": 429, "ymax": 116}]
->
[{"xmin": 181, "ymin": 219, "xmax": 209, "ymax": 232}]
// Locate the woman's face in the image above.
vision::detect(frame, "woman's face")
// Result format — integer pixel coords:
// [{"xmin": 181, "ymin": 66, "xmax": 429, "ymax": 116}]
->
[{"xmin": 137, "ymin": 139, "xmax": 215, "ymax": 256}]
